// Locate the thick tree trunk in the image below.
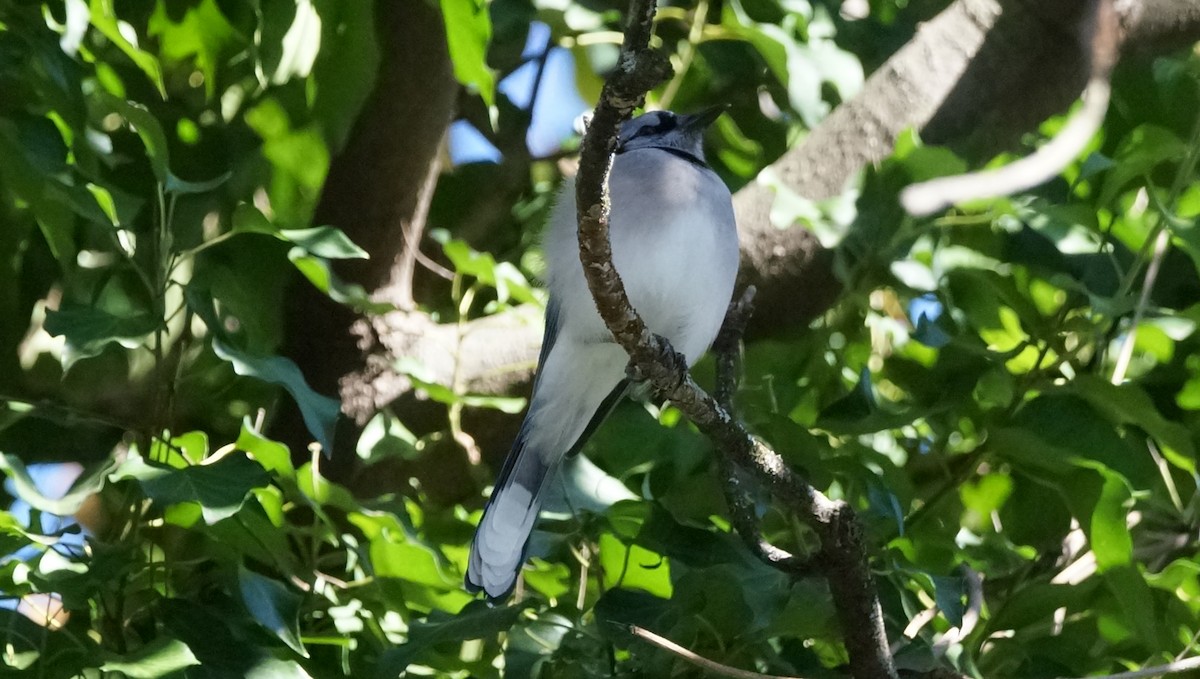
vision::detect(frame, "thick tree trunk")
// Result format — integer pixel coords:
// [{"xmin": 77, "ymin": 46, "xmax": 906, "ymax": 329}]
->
[{"xmin": 275, "ymin": 0, "xmax": 457, "ymax": 461}]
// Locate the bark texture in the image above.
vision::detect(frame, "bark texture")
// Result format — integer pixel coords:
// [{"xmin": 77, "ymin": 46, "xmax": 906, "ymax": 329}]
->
[{"xmin": 276, "ymin": 0, "xmax": 457, "ymax": 460}]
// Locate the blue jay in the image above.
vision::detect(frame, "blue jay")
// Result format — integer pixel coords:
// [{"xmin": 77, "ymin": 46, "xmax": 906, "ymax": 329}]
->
[{"xmin": 466, "ymin": 108, "xmax": 740, "ymax": 600}]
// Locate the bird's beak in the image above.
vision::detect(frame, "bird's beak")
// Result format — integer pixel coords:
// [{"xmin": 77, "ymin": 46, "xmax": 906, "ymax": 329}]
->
[{"xmin": 681, "ymin": 105, "xmax": 728, "ymax": 131}]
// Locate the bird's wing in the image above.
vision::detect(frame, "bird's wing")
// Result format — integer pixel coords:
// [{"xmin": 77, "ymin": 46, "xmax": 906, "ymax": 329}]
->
[{"xmin": 566, "ymin": 378, "xmax": 629, "ymax": 458}]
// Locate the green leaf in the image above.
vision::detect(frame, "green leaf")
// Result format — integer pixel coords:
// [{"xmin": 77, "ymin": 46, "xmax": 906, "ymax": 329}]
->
[
  {"xmin": 112, "ymin": 451, "xmax": 269, "ymax": 524},
  {"xmin": 1105, "ymin": 565, "xmax": 1163, "ymax": 653},
  {"xmin": 151, "ymin": 431, "xmax": 208, "ymax": 467},
  {"xmin": 279, "ymin": 226, "xmax": 368, "ymax": 259},
  {"xmin": 100, "ymin": 637, "xmax": 199, "ymax": 678},
  {"xmin": 1068, "ymin": 375, "xmax": 1197, "ymax": 474},
  {"xmin": 85, "ymin": 182, "xmax": 119, "ymax": 225},
  {"xmin": 232, "ymin": 203, "xmax": 277, "ymax": 234},
  {"xmin": 96, "ymin": 93, "xmax": 171, "ymax": 182},
  {"xmin": 1098, "ymin": 125, "xmax": 1186, "ymax": 206},
  {"xmin": 237, "ymin": 423, "xmax": 294, "ymax": 477},
  {"xmin": 439, "ymin": 0, "xmax": 495, "ymax": 107},
  {"xmin": 357, "ymin": 411, "xmax": 419, "ymax": 463},
  {"xmin": 239, "ymin": 566, "xmax": 308, "ymax": 657},
  {"xmin": 1090, "ymin": 470, "xmax": 1132, "ymax": 572},
  {"xmin": 374, "ymin": 602, "xmax": 529, "ymax": 677},
  {"xmin": 246, "ymin": 658, "xmax": 315, "ymax": 679},
  {"xmin": 370, "ymin": 535, "xmax": 459, "ymax": 589},
  {"xmin": 43, "ymin": 305, "xmax": 160, "ymax": 369},
  {"xmin": 960, "ymin": 472, "xmax": 1013, "ymax": 529},
  {"xmin": 932, "ymin": 575, "xmax": 966, "ymax": 628},
  {"xmin": 718, "ymin": 12, "xmax": 861, "ymax": 128},
  {"xmin": 0, "ymin": 454, "xmax": 114, "ymax": 516},
  {"xmin": 405, "ymin": 372, "xmax": 526, "ymax": 413},
  {"xmin": 998, "ymin": 392, "xmax": 1156, "ymax": 488},
  {"xmin": 273, "ymin": 0, "xmax": 322, "ymax": 84},
  {"xmin": 211, "ymin": 337, "xmax": 339, "ymax": 455},
  {"xmin": 442, "ymin": 238, "xmax": 498, "ymax": 284},
  {"xmin": 165, "ymin": 170, "xmax": 231, "ymax": 195},
  {"xmin": 147, "ymin": 0, "xmax": 236, "ymax": 98},
  {"xmin": 435, "ymin": 238, "xmax": 537, "ymax": 304},
  {"xmin": 286, "ymin": 252, "xmax": 393, "ymax": 314},
  {"xmin": 87, "ymin": 0, "xmax": 167, "ymax": 97},
  {"xmin": 599, "ymin": 531, "xmax": 673, "ymax": 598}
]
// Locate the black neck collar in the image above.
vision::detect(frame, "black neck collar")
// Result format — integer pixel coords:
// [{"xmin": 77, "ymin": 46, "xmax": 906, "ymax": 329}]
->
[{"xmin": 616, "ymin": 145, "xmax": 708, "ymax": 168}]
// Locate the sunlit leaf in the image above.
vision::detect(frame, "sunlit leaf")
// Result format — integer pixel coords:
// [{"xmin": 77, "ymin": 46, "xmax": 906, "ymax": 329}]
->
[
  {"xmin": 280, "ymin": 226, "xmax": 368, "ymax": 259},
  {"xmin": 87, "ymin": 0, "xmax": 166, "ymax": 97},
  {"xmin": 440, "ymin": 0, "xmax": 495, "ymax": 107},
  {"xmin": 1090, "ymin": 471, "xmax": 1133, "ymax": 572},
  {"xmin": 273, "ymin": 0, "xmax": 322, "ymax": 85},
  {"xmin": 100, "ymin": 637, "xmax": 199, "ymax": 678}
]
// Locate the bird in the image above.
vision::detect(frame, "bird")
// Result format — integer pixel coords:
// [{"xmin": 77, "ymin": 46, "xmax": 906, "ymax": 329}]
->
[{"xmin": 466, "ymin": 108, "xmax": 740, "ymax": 600}]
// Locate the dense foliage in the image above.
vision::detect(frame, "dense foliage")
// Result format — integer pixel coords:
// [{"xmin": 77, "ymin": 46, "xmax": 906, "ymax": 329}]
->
[{"xmin": 2, "ymin": 0, "xmax": 1199, "ymax": 677}]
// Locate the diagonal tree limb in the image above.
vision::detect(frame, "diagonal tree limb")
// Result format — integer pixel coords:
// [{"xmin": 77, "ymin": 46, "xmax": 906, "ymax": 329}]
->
[
  {"xmin": 573, "ymin": 2, "xmax": 896, "ymax": 677},
  {"xmin": 901, "ymin": 0, "xmax": 1122, "ymax": 215}
]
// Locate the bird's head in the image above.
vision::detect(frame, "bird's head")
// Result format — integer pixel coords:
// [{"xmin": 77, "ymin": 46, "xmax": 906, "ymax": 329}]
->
[{"xmin": 615, "ymin": 107, "xmax": 725, "ymax": 162}]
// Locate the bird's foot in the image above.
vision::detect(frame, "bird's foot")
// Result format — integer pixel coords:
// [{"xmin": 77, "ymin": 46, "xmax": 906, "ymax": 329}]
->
[{"xmin": 625, "ymin": 334, "xmax": 689, "ymax": 394}]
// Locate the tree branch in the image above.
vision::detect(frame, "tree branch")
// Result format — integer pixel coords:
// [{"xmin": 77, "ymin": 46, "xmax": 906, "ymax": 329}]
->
[
  {"xmin": 901, "ymin": 0, "xmax": 1121, "ymax": 215},
  {"xmin": 628, "ymin": 625, "xmax": 808, "ymax": 679},
  {"xmin": 714, "ymin": 287, "xmax": 818, "ymax": 575},
  {"xmin": 574, "ymin": 2, "xmax": 896, "ymax": 677}
]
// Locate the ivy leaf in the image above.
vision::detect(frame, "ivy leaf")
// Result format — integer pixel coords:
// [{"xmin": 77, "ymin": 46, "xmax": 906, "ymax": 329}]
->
[
  {"xmin": 100, "ymin": 637, "xmax": 199, "ymax": 678},
  {"xmin": 112, "ymin": 451, "xmax": 269, "ymax": 524},
  {"xmin": 0, "ymin": 454, "xmax": 113, "ymax": 516},
  {"xmin": 598, "ymin": 532, "xmax": 673, "ymax": 599},
  {"xmin": 211, "ymin": 338, "xmax": 340, "ymax": 456},
  {"xmin": 43, "ymin": 305, "xmax": 160, "ymax": 370},
  {"xmin": 279, "ymin": 226, "xmax": 368, "ymax": 259},
  {"xmin": 374, "ymin": 602, "xmax": 529, "ymax": 677},
  {"xmin": 239, "ymin": 566, "xmax": 307, "ymax": 657}
]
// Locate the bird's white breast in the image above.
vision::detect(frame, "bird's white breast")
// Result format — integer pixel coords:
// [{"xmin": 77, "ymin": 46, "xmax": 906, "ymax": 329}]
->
[{"xmin": 544, "ymin": 149, "xmax": 739, "ymax": 364}]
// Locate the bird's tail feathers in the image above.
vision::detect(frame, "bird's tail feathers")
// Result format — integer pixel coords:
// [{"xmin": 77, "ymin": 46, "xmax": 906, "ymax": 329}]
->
[{"xmin": 466, "ymin": 419, "xmax": 552, "ymax": 600}]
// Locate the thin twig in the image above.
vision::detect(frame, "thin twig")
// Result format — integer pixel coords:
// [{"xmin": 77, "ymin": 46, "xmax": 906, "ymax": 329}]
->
[
  {"xmin": 713, "ymin": 288, "xmax": 818, "ymax": 574},
  {"xmin": 713, "ymin": 286, "xmax": 758, "ymax": 411},
  {"xmin": 628, "ymin": 625, "xmax": 808, "ymax": 679},
  {"xmin": 1110, "ymin": 226, "xmax": 1169, "ymax": 383}
]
